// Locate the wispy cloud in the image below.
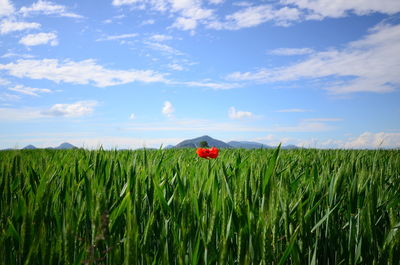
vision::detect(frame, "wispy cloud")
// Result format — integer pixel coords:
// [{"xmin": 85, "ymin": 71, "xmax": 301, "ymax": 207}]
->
[
  {"xmin": 290, "ymin": 132, "xmax": 400, "ymax": 149},
  {"xmin": 123, "ymin": 118, "xmax": 334, "ymax": 134},
  {"xmin": 144, "ymin": 41, "xmax": 184, "ymax": 56},
  {"xmin": 227, "ymin": 23, "xmax": 400, "ymax": 94},
  {"xmin": 342, "ymin": 132, "xmax": 400, "ymax": 149},
  {"xmin": 96, "ymin": 33, "xmax": 138, "ymax": 41},
  {"xmin": 168, "ymin": 63, "xmax": 185, "ymax": 71},
  {"xmin": 269, "ymin": 47, "xmax": 314, "ymax": 55},
  {"xmin": 0, "ymin": 20, "xmax": 41, "ymax": 35},
  {"xmin": 0, "ymin": 92, "xmax": 20, "ymax": 102},
  {"xmin": 0, "ymin": 59, "xmax": 167, "ymax": 87},
  {"xmin": 228, "ymin": 106, "xmax": 253, "ymax": 119},
  {"xmin": 208, "ymin": 0, "xmax": 224, "ymax": 4},
  {"xmin": 112, "ymin": 0, "xmax": 141, "ymax": 6},
  {"xmin": 111, "ymin": 0, "xmax": 214, "ymax": 32},
  {"xmin": 255, "ymin": 131, "xmax": 400, "ymax": 149},
  {"xmin": 179, "ymin": 80, "xmax": 241, "ymax": 90},
  {"xmin": 149, "ymin": 34, "xmax": 173, "ymax": 42},
  {"xmin": 1, "ymin": 52, "xmax": 34, "ymax": 59},
  {"xmin": 19, "ymin": 32, "xmax": 58, "ymax": 46},
  {"xmin": 0, "ymin": 100, "xmax": 97, "ymax": 120},
  {"xmin": 0, "ymin": 77, "xmax": 10, "ymax": 85},
  {"xmin": 207, "ymin": 5, "xmax": 301, "ymax": 30},
  {"xmin": 109, "ymin": 0, "xmax": 400, "ymax": 32},
  {"xmin": 8, "ymin": 85, "xmax": 52, "ymax": 96},
  {"xmin": 19, "ymin": 0, "xmax": 83, "ymax": 18},
  {"xmin": 284, "ymin": 0, "xmax": 400, "ymax": 20}
]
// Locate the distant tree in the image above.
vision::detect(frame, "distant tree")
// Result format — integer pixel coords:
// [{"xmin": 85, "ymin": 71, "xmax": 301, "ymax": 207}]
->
[{"xmin": 199, "ymin": 141, "xmax": 209, "ymax": 148}]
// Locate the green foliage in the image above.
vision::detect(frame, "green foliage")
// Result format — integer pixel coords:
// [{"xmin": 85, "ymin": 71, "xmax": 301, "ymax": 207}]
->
[
  {"xmin": 199, "ymin": 141, "xmax": 209, "ymax": 148},
  {"xmin": 0, "ymin": 148, "xmax": 399, "ymax": 264}
]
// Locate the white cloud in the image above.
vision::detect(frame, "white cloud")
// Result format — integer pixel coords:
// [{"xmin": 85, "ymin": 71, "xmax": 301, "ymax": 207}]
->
[
  {"xmin": 111, "ymin": 0, "xmax": 213, "ymax": 31},
  {"xmin": 0, "ymin": 20, "xmax": 41, "ymax": 35},
  {"xmin": 109, "ymin": 0, "xmax": 399, "ymax": 32},
  {"xmin": 171, "ymin": 5, "xmax": 214, "ymax": 31},
  {"xmin": 1, "ymin": 52, "xmax": 34, "ymax": 58},
  {"xmin": 168, "ymin": 63, "xmax": 185, "ymax": 71},
  {"xmin": 0, "ymin": 0, "xmax": 14, "ymax": 17},
  {"xmin": 293, "ymin": 132, "xmax": 400, "ymax": 149},
  {"xmin": 19, "ymin": 32, "xmax": 58, "ymax": 46},
  {"xmin": 180, "ymin": 80, "xmax": 240, "ymax": 90},
  {"xmin": 149, "ymin": 34, "xmax": 173, "ymax": 42},
  {"xmin": 0, "ymin": 58, "xmax": 167, "ymax": 87},
  {"xmin": 284, "ymin": 0, "xmax": 400, "ymax": 19},
  {"xmin": 342, "ymin": 132, "xmax": 400, "ymax": 149},
  {"xmin": 172, "ymin": 17, "xmax": 198, "ymax": 31},
  {"xmin": 129, "ymin": 113, "xmax": 136, "ymax": 119},
  {"xmin": 112, "ymin": 0, "xmax": 141, "ymax": 6},
  {"xmin": 0, "ymin": 101, "xmax": 97, "ymax": 120},
  {"xmin": 233, "ymin": 1, "xmax": 252, "ymax": 7},
  {"xmin": 145, "ymin": 41, "xmax": 184, "ymax": 55},
  {"xmin": 207, "ymin": 5, "xmax": 301, "ymax": 30},
  {"xmin": 96, "ymin": 33, "xmax": 138, "ymax": 41},
  {"xmin": 8, "ymin": 85, "xmax": 51, "ymax": 96},
  {"xmin": 269, "ymin": 47, "xmax": 314, "ymax": 55},
  {"xmin": 228, "ymin": 106, "xmax": 253, "ymax": 119},
  {"xmin": 41, "ymin": 101, "xmax": 97, "ymax": 117},
  {"xmin": 162, "ymin": 101, "xmax": 174, "ymax": 117},
  {"xmin": 228, "ymin": 23, "xmax": 400, "ymax": 94},
  {"xmin": 256, "ymin": 131, "xmax": 400, "ymax": 149},
  {"xmin": 208, "ymin": 0, "xmax": 224, "ymax": 4},
  {"xmin": 102, "ymin": 14, "xmax": 126, "ymax": 24},
  {"xmin": 19, "ymin": 0, "xmax": 83, "ymax": 18}
]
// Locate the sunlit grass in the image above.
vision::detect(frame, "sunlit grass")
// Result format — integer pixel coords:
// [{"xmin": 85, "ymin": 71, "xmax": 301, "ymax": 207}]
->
[{"xmin": 0, "ymin": 147, "xmax": 399, "ymax": 264}]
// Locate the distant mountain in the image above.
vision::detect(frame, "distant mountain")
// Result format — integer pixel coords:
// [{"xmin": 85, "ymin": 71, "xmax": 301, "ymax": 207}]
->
[
  {"xmin": 282, "ymin": 144, "xmax": 299, "ymax": 150},
  {"xmin": 173, "ymin": 136, "xmax": 299, "ymax": 149},
  {"xmin": 175, "ymin": 135, "xmax": 231, "ymax": 148},
  {"xmin": 23, "ymin": 145, "xmax": 37, "ymax": 150},
  {"xmin": 227, "ymin": 141, "xmax": 272, "ymax": 149},
  {"xmin": 55, "ymin": 142, "xmax": 77, "ymax": 150}
]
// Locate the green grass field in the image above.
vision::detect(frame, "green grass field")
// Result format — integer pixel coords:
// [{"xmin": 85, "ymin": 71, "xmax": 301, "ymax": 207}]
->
[{"xmin": 1, "ymin": 147, "xmax": 399, "ymax": 264}]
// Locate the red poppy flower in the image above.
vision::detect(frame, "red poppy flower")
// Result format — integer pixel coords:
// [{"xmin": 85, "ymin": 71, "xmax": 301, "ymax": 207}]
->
[
  {"xmin": 196, "ymin": 147, "xmax": 219, "ymax": 159},
  {"xmin": 208, "ymin": 147, "xmax": 219, "ymax": 158}
]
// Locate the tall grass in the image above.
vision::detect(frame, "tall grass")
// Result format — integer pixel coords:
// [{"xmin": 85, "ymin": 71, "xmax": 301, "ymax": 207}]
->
[{"xmin": 0, "ymin": 147, "xmax": 399, "ymax": 264}]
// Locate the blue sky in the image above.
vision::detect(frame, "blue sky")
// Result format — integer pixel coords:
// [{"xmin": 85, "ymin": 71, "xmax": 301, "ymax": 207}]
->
[{"xmin": 0, "ymin": 0, "xmax": 399, "ymax": 149}]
